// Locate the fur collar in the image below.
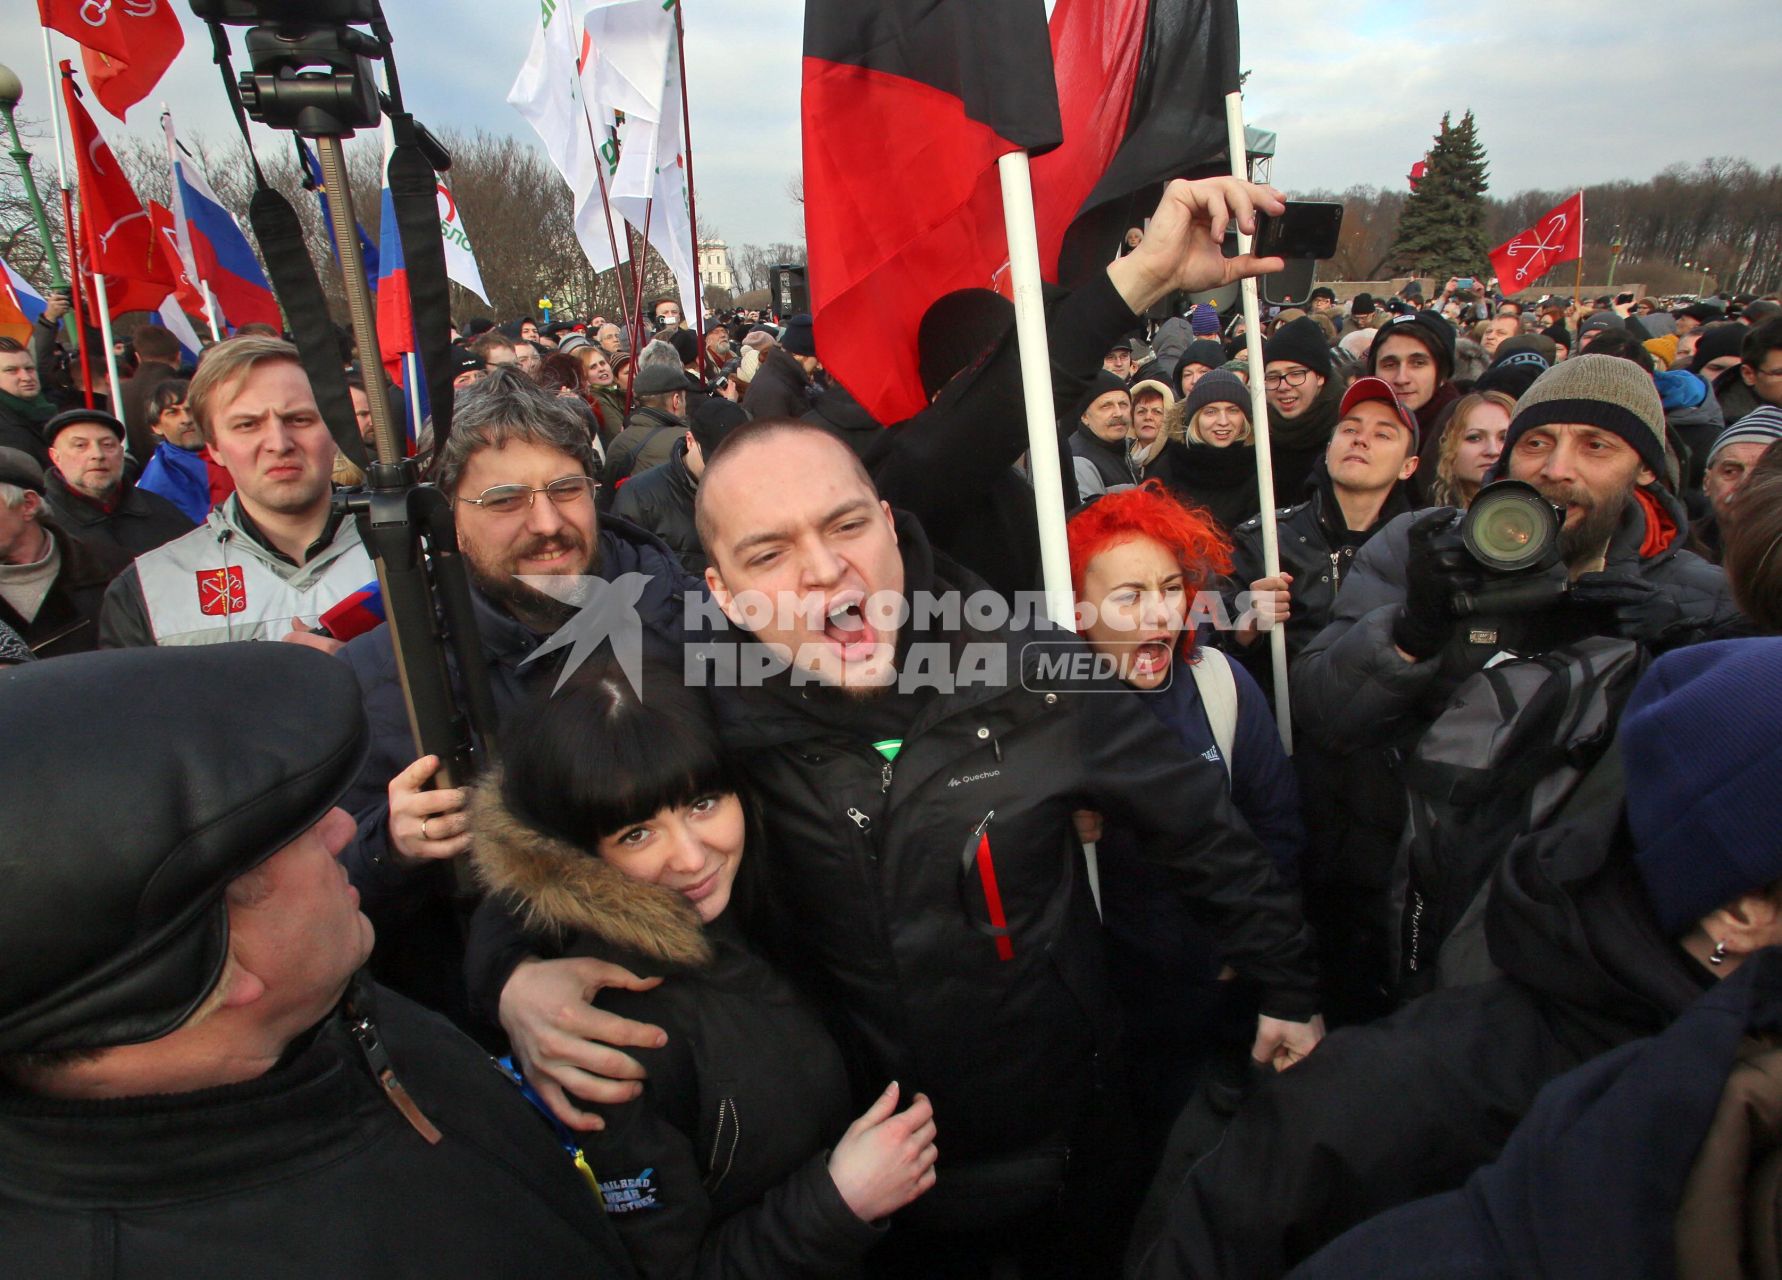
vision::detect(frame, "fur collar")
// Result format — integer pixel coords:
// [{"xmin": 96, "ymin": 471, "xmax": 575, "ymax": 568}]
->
[{"xmin": 469, "ymin": 775, "xmax": 713, "ymax": 970}]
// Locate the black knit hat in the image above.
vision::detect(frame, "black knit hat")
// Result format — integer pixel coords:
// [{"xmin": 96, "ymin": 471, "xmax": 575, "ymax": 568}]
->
[
  {"xmin": 1074, "ymin": 370, "xmax": 1129, "ymax": 421},
  {"xmin": 690, "ymin": 396, "xmax": 748, "ymax": 456},
  {"xmin": 781, "ymin": 313, "xmax": 817, "ymax": 358},
  {"xmin": 1474, "ymin": 348, "xmax": 1552, "ymax": 400},
  {"xmin": 1261, "ymin": 316, "xmax": 1331, "ymax": 379},
  {"xmin": 1173, "ymin": 340, "xmax": 1226, "ymax": 390},
  {"xmin": 917, "ymin": 288, "xmax": 1014, "ymax": 399},
  {"xmin": 1691, "ymin": 322, "xmax": 1746, "ymax": 374},
  {"xmin": 1350, "ymin": 292, "xmax": 1376, "ymax": 316},
  {"xmin": 1369, "ymin": 311, "xmax": 1456, "ymax": 381},
  {"xmin": 1542, "ymin": 323, "xmax": 1573, "ymax": 350}
]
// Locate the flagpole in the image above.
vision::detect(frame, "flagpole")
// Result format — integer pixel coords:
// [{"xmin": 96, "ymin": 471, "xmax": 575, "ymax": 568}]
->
[
  {"xmin": 585, "ymin": 118, "xmax": 633, "ymax": 335},
  {"xmin": 1571, "ymin": 191, "xmax": 1586, "ymax": 325},
  {"xmin": 403, "ymin": 351, "xmax": 423, "ymax": 446},
  {"xmin": 39, "ymin": 29, "xmax": 82, "ymax": 357},
  {"xmin": 671, "ymin": 3, "xmax": 705, "ymax": 376},
  {"xmin": 1225, "ymin": 88, "xmax": 1292, "ymax": 752},
  {"xmin": 994, "ymin": 151, "xmax": 1072, "ymax": 627},
  {"xmin": 89, "ymin": 272, "xmax": 124, "ymax": 418},
  {"xmin": 202, "ymin": 283, "xmax": 222, "ymax": 341}
]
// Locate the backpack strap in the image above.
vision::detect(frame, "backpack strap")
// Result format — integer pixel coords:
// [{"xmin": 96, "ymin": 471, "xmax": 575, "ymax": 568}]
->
[{"xmin": 1190, "ymin": 647, "xmax": 1239, "ymax": 779}]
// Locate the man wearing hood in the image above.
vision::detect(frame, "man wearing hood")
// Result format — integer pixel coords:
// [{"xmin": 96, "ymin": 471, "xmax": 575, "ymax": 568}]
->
[
  {"xmin": 1372, "ymin": 311, "xmax": 1462, "ymax": 500},
  {"xmin": 1261, "ymin": 316, "xmax": 1344, "ymax": 503}
]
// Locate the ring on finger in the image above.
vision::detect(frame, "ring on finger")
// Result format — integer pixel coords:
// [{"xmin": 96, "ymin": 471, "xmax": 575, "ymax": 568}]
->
[{"xmin": 421, "ymin": 817, "xmax": 432, "ymax": 841}]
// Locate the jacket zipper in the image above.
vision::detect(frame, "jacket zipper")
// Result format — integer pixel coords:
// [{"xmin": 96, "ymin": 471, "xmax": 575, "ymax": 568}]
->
[
  {"xmin": 348, "ymin": 1008, "xmax": 443, "ymax": 1144},
  {"xmin": 963, "ymin": 809, "xmax": 1014, "ymax": 961}
]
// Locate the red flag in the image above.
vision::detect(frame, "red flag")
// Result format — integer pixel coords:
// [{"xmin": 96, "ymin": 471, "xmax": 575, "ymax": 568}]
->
[
  {"xmin": 802, "ymin": 1, "xmax": 1064, "ymax": 425},
  {"xmin": 40, "ymin": 0, "xmax": 186, "ymax": 121},
  {"xmin": 37, "ymin": 0, "xmax": 130, "ymax": 59},
  {"xmin": 1489, "ymin": 193, "xmax": 1585, "ymax": 294},
  {"xmin": 61, "ymin": 64, "xmax": 173, "ymax": 316},
  {"xmin": 148, "ymin": 201, "xmax": 209, "ymax": 315}
]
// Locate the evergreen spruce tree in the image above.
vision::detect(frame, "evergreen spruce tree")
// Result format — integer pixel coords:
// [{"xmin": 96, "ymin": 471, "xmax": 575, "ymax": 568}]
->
[{"xmin": 1390, "ymin": 110, "xmax": 1493, "ymax": 282}]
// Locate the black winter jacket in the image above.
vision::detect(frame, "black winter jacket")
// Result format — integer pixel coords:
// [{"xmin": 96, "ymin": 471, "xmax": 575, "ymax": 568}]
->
[
  {"xmin": 0, "ymin": 519, "xmax": 130, "ymax": 658},
  {"xmin": 0, "ymin": 980, "xmax": 635, "ymax": 1280},
  {"xmin": 1290, "ymin": 483, "xmax": 1741, "ymax": 754},
  {"xmin": 470, "ymin": 791, "xmax": 879, "ymax": 1279},
  {"xmin": 41, "ymin": 468, "xmax": 194, "ymax": 558},
  {"xmin": 1225, "ymin": 464, "xmax": 1415, "ymax": 673},
  {"xmin": 1135, "ymin": 773, "xmax": 1707, "ymax": 1280},
  {"xmin": 698, "ymin": 519, "xmax": 1315, "ymax": 1188},
  {"xmin": 610, "ymin": 438, "xmax": 705, "ymax": 577},
  {"xmin": 741, "ymin": 347, "xmax": 816, "ymax": 421}
]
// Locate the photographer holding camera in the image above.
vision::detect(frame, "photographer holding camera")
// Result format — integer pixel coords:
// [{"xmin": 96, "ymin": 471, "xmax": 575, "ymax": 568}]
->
[
  {"xmin": 1294, "ymin": 354, "xmax": 1741, "ymax": 750},
  {"xmin": 1278, "ymin": 355, "xmax": 1743, "ymax": 1025}
]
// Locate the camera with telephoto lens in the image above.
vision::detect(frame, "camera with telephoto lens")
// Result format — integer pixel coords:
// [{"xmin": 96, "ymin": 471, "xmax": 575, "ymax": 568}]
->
[{"xmin": 1446, "ymin": 479, "xmax": 1569, "ymax": 618}]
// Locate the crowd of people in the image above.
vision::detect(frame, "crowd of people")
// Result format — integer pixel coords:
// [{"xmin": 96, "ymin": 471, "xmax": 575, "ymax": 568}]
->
[{"xmin": 2, "ymin": 173, "xmax": 1781, "ymax": 1278}]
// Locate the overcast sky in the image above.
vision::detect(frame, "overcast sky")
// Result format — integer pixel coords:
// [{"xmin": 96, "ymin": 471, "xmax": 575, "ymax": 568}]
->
[{"xmin": 6, "ymin": 1, "xmax": 1777, "ymax": 257}]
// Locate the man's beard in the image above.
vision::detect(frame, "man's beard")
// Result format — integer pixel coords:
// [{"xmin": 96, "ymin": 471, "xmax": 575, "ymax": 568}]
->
[
  {"xmin": 1545, "ymin": 481, "xmax": 1632, "ymax": 569},
  {"xmin": 466, "ymin": 530, "xmax": 597, "ymax": 633}
]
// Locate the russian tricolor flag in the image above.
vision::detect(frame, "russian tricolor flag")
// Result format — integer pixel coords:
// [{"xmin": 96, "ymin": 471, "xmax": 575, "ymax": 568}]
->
[
  {"xmin": 164, "ymin": 115, "xmax": 281, "ymax": 332},
  {"xmin": 373, "ymin": 155, "xmax": 429, "ymax": 445},
  {"xmin": 0, "ymin": 255, "xmax": 49, "ymax": 343}
]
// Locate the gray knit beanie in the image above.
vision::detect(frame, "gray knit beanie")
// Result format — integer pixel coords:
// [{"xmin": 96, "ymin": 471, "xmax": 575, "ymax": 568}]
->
[
  {"xmin": 1502, "ymin": 354, "xmax": 1668, "ymax": 479},
  {"xmin": 1184, "ymin": 369, "xmax": 1250, "ymax": 421}
]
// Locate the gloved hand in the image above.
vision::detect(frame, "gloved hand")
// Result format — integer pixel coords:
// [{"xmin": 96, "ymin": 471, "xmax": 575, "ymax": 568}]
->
[
  {"xmin": 1570, "ymin": 573, "xmax": 1702, "ymax": 651},
  {"xmin": 1391, "ymin": 508, "xmax": 1470, "ymax": 659}
]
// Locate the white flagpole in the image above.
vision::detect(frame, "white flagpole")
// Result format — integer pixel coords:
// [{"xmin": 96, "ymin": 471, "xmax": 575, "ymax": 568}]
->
[
  {"xmin": 404, "ymin": 351, "xmax": 423, "ymax": 438},
  {"xmin": 998, "ymin": 150, "xmax": 1105, "ymax": 915},
  {"xmin": 1225, "ymin": 91, "xmax": 1293, "ymax": 753},
  {"xmin": 91, "ymin": 272, "xmax": 125, "ymax": 420},
  {"xmin": 995, "ymin": 151, "xmax": 1073, "ymax": 627},
  {"xmin": 202, "ymin": 284, "xmax": 223, "ymax": 342}
]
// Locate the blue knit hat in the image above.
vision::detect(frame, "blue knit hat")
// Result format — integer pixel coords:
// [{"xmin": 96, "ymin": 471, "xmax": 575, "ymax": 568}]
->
[
  {"xmin": 1622, "ymin": 638, "xmax": 1782, "ymax": 935},
  {"xmin": 1189, "ymin": 304, "xmax": 1220, "ymax": 337}
]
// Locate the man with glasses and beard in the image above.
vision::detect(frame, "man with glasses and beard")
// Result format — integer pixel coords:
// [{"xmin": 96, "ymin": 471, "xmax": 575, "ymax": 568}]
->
[{"xmin": 335, "ymin": 368, "xmax": 694, "ymax": 1018}]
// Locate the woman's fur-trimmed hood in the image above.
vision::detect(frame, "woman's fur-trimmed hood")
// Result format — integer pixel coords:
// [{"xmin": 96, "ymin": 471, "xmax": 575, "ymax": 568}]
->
[{"xmin": 470, "ymin": 775, "xmax": 713, "ymax": 970}]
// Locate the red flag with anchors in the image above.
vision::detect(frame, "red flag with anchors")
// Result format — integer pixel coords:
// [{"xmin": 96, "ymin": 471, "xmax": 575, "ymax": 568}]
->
[{"xmin": 1489, "ymin": 193, "xmax": 1585, "ymax": 293}]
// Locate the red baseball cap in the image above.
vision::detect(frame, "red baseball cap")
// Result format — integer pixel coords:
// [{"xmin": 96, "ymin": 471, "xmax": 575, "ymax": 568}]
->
[{"xmin": 1338, "ymin": 375, "xmax": 1419, "ymax": 447}]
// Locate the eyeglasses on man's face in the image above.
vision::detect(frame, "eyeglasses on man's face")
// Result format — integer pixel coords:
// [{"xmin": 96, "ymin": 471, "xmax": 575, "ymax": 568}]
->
[{"xmin": 457, "ymin": 474, "xmax": 598, "ymax": 516}]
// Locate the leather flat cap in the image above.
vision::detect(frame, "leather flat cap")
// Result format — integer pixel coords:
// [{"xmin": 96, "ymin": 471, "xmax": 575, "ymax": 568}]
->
[{"xmin": 0, "ymin": 644, "xmax": 369, "ymax": 1053}]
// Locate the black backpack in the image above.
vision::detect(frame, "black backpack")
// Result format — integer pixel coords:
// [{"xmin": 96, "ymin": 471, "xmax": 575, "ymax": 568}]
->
[{"xmin": 1393, "ymin": 635, "xmax": 1648, "ymax": 996}]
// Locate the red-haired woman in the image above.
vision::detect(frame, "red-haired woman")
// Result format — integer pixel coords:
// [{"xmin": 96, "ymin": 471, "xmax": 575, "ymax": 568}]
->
[{"xmin": 1067, "ymin": 480, "xmax": 1309, "ymax": 1134}]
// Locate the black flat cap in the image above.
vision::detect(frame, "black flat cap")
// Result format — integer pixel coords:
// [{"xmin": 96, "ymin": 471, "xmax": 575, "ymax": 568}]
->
[{"xmin": 0, "ymin": 644, "xmax": 369, "ymax": 1053}]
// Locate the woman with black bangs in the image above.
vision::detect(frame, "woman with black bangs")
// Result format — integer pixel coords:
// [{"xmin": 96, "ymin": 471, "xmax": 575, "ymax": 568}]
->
[{"xmin": 468, "ymin": 657, "xmax": 937, "ymax": 1279}]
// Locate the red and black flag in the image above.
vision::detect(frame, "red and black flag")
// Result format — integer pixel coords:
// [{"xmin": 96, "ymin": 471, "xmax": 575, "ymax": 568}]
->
[
  {"xmin": 802, "ymin": 1, "xmax": 1064, "ymax": 425},
  {"xmin": 1033, "ymin": 0, "xmax": 1241, "ymax": 287}
]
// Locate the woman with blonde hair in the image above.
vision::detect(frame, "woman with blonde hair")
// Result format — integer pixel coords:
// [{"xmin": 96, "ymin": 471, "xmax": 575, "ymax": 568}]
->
[
  {"xmin": 1175, "ymin": 369, "xmax": 1263, "ymax": 530},
  {"xmin": 1428, "ymin": 390, "xmax": 1515, "ymax": 510}
]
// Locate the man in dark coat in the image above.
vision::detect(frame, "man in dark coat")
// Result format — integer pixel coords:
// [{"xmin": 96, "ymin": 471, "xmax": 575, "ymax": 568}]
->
[
  {"xmin": 0, "ymin": 336, "xmax": 58, "ymax": 468},
  {"xmin": 609, "ymin": 397, "xmax": 747, "ymax": 576},
  {"xmin": 1143, "ymin": 637, "xmax": 1782, "ymax": 1280},
  {"xmin": 0, "ymin": 645, "xmax": 636, "ymax": 1280},
  {"xmin": 39, "ymin": 409, "xmax": 193, "ymax": 558},
  {"xmin": 741, "ymin": 313, "xmax": 821, "ymax": 420},
  {"xmin": 117, "ymin": 323, "xmax": 185, "ymax": 462},
  {"xmin": 0, "ymin": 447, "xmax": 131, "ymax": 658},
  {"xmin": 601, "ymin": 360, "xmax": 692, "ymax": 490},
  {"xmin": 1288, "ymin": 355, "xmax": 1742, "ymax": 1023}
]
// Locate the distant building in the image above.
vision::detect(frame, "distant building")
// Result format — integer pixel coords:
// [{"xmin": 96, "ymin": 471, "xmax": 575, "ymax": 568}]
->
[{"xmin": 699, "ymin": 238, "xmax": 735, "ymax": 291}]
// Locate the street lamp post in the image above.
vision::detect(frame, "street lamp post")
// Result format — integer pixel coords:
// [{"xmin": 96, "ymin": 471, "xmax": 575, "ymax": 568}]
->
[
  {"xmin": 0, "ymin": 63, "xmax": 71, "ymax": 309},
  {"xmin": 1607, "ymin": 237, "xmax": 1624, "ymax": 291}
]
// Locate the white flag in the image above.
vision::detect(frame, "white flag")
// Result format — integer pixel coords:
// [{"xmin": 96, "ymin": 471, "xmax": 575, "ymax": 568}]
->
[
  {"xmin": 608, "ymin": 36, "xmax": 700, "ymax": 328},
  {"xmin": 432, "ymin": 167, "xmax": 488, "ymax": 303},
  {"xmin": 508, "ymin": 0, "xmax": 631, "ymax": 274}
]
